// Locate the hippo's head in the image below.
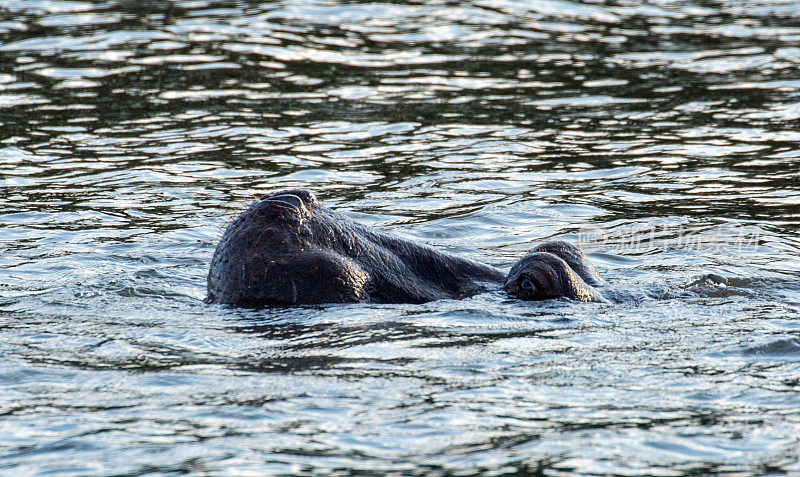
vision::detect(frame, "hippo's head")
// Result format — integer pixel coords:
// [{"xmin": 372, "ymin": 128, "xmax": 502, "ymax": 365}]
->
[
  {"xmin": 503, "ymin": 252, "xmax": 602, "ymax": 302},
  {"xmin": 207, "ymin": 190, "xmax": 370, "ymax": 306}
]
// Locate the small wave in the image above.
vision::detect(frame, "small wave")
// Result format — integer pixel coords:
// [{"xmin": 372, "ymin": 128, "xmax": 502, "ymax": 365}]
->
[{"xmin": 738, "ymin": 338, "xmax": 800, "ymax": 359}]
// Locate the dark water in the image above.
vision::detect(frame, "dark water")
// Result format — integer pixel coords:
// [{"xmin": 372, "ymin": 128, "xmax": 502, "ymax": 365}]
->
[{"xmin": 2, "ymin": 0, "xmax": 800, "ymax": 474}]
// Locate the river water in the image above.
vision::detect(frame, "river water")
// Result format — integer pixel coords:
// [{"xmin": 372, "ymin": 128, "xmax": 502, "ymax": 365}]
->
[{"xmin": 1, "ymin": 0, "xmax": 800, "ymax": 475}]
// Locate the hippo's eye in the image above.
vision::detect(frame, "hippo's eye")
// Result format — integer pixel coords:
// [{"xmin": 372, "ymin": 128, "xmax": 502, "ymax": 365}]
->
[{"xmin": 519, "ymin": 279, "xmax": 535, "ymax": 298}]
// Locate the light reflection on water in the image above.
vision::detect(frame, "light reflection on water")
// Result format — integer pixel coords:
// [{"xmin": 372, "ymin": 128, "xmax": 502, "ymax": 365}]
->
[{"xmin": 1, "ymin": 0, "xmax": 800, "ymax": 474}]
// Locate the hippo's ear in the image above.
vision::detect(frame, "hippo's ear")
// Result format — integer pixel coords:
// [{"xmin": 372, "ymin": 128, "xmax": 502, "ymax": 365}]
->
[{"xmin": 260, "ymin": 189, "xmax": 318, "ymax": 208}]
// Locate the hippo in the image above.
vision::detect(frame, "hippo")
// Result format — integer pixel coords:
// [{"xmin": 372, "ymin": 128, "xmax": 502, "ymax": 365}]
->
[{"xmin": 207, "ymin": 189, "xmax": 602, "ymax": 307}]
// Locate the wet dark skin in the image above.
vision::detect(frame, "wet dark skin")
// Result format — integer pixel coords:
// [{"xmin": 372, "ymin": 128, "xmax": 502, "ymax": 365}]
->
[{"xmin": 207, "ymin": 190, "xmax": 602, "ymax": 307}]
